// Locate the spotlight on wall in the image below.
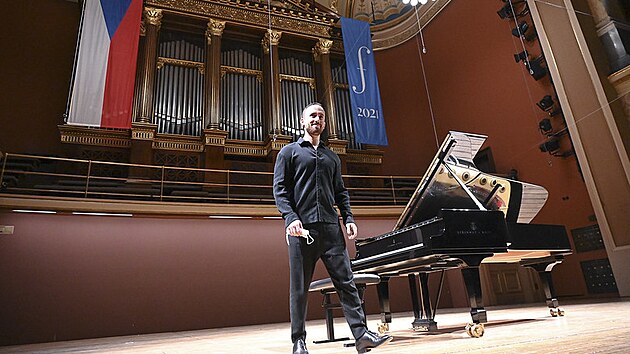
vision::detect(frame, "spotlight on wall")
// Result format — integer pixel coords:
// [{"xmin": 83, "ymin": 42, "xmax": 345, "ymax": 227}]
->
[
  {"xmin": 511, "ymin": 22, "xmax": 529, "ymax": 37},
  {"xmin": 539, "ymin": 138, "xmax": 560, "ymax": 153},
  {"xmin": 537, "ymin": 95, "xmax": 554, "ymax": 112},
  {"xmin": 525, "ymin": 57, "xmax": 547, "ymax": 80},
  {"xmin": 497, "ymin": 3, "xmax": 512, "ymax": 19},
  {"xmin": 497, "ymin": 1, "xmax": 528, "ymax": 20},
  {"xmin": 514, "ymin": 50, "xmax": 528, "ymax": 63},
  {"xmin": 539, "ymin": 118, "xmax": 552, "ymax": 133}
]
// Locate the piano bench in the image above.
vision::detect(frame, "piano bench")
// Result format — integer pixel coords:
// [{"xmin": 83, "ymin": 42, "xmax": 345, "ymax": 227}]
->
[{"xmin": 309, "ymin": 274, "xmax": 380, "ymax": 344}]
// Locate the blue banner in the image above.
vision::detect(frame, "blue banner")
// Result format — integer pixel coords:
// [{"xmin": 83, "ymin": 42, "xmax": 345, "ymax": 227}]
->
[{"xmin": 340, "ymin": 17, "xmax": 388, "ymax": 146}]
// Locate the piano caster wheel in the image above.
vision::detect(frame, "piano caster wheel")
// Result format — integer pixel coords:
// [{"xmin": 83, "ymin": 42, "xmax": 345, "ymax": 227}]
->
[
  {"xmin": 557, "ymin": 308, "xmax": 565, "ymax": 316},
  {"xmin": 378, "ymin": 322, "xmax": 390, "ymax": 334},
  {"xmin": 465, "ymin": 323, "xmax": 484, "ymax": 338},
  {"xmin": 550, "ymin": 308, "xmax": 565, "ymax": 317}
]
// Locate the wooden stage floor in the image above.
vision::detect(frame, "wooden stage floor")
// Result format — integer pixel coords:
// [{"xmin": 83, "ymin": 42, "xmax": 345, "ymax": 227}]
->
[{"xmin": 2, "ymin": 298, "xmax": 629, "ymax": 353}]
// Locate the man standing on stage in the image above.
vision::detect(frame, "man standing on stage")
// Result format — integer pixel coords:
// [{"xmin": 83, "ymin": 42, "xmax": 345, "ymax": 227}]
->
[{"xmin": 273, "ymin": 102, "xmax": 392, "ymax": 354}]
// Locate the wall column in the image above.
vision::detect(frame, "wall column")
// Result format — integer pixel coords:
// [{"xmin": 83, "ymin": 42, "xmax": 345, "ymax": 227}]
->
[
  {"xmin": 262, "ymin": 30, "xmax": 291, "ymax": 160},
  {"xmin": 313, "ymin": 38, "xmax": 348, "ymax": 171},
  {"xmin": 202, "ymin": 19, "xmax": 228, "ymax": 171},
  {"xmin": 585, "ymin": 0, "xmax": 630, "ymax": 73},
  {"xmin": 313, "ymin": 39, "xmax": 338, "ymax": 139},
  {"xmin": 130, "ymin": 7, "xmax": 162, "ymax": 173},
  {"xmin": 136, "ymin": 7, "xmax": 162, "ymax": 124},
  {"xmin": 263, "ymin": 30, "xmax": 283, "ymax": 137}
]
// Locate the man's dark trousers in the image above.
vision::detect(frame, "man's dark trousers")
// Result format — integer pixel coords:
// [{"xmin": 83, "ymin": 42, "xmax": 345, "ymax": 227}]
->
[{"xmin": 288, "ymin": 222, "xmax": 367, "ymax": 343}]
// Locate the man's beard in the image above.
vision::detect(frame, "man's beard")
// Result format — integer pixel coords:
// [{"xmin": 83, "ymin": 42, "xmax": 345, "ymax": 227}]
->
[{"xmin": 305, "ymin": 124, "xmax": 323, "ymax": 136}]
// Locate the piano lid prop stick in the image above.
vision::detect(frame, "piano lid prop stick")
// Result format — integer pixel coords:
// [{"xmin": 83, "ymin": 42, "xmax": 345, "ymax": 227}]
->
[
  {"xmin": 482, "ymin": 183, "xmax": 503, "ymax": 209},
  {"xmin": 442, "ymin": 162, "xmax": 487, "ymax": 211}
]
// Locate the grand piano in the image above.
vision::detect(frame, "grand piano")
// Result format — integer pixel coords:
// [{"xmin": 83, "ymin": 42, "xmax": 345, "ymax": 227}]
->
[{"xmin": 351, "ymin": 131, "xmax": 572, "ymax": 337}]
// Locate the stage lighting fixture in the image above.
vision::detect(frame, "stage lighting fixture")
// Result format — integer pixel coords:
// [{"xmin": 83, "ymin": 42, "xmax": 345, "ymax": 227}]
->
[
  {"xmin": 525, "ymin": 58, "xmax": 547, "ymax": 80},
  {"xmin": 497, "ymin": 3, "xmax": 512, "ymax": 19},
  {"xmin": 537, "ymin": 95, "xmax": 554, "ymax": 112},
  {"xmin": 511, "ymin": 22, "xmax": 529, "ymax": 37},
  {"xmin": 514, "ymin": 50, "xmax": 528, "ymax": 63},
  {"xmin": 497, "ymin": 1, "xmax": 528, "ymax": 19},
  {"xmin": 539, "ymin": 118, "xmax": 552, "ymax": 133},
  {"xmin": 539, "ymin": 138, "xmax": 560, "ymax": 153}
]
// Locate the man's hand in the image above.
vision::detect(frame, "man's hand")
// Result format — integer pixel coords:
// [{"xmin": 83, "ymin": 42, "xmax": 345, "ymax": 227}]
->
[
  {"xmin": 286, "ymin": 219, "xmax": 304, "ymax": 236},
  {"xmin": 346, "ymin": 223, "xmax": 358, "ymax": 240}
]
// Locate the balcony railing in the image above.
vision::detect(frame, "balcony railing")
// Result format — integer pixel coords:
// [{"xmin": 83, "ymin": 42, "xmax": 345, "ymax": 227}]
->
[{"xmin": 1, "ymin": 152, "xmax": 420, "ymax": 207}]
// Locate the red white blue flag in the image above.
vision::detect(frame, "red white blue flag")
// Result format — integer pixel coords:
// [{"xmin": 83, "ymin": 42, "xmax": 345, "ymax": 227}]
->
[{"xmin": 68, "ymin": 0, "xmax": 142, "ymax": 129}]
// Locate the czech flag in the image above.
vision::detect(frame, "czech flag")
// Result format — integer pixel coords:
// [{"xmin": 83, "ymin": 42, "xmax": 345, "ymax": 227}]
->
[{"xmin": 67, "ymin": 0, "xmax": 143, "ymax": 129}]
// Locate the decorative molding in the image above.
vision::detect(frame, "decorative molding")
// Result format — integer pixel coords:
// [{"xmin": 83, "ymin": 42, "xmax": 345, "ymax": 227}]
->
[
  {"xmin": 146, "ymin": 0, "xmax": 334, "ymax": 37},
  {"xmin": 224, "ymin": 141, "xmax": 268, "ymax": 157},
  {"xmin": 153, "ymin": 135, "xmax": 204, "ymax": 152},
  {"xmin": 609, "ymin": 65, "xmax": 630, "ymax": 94},
  {"xmin": 262, "ymin": 29, "xmax": 282, "ymax": 54},
  {"xmin": 368, "ymin": 0, "xmax": 451, "ymax": 51},
  {"xmin": 208, "ymin": 18, "xmax": 226, "ymax": 37},
  {"xmin": 326, "ymin": 138, "xmax": 348, "ymax": 155},
  {"xmin": 264, "ymin": 134, "xmax": 293, "ymax": 153},
  {"xmin": 157, "ymin": 57, "xmax": 205, "ymax": 74},
  {"xmin": 313, "ymin": 38, "xmax": 333, "ymax": 57},
  {"xmin": 131, "ymin": 123, "xmax": 157, "ymax": 140},
  {"xmin": 346, "ymin": 149, "xmax": 384, "ymax": 164},
  {"xmin": 220, "ymin": 65, "xmax": 263, "ymax": 81},
  {"xmin": 58, "ymin": 125, "xmax": 131, "ymax": 148},
  {"xmin": 144, "ymin": 7, "xmax": 163, "ymax": 28},
  {"xmin": 203, "ymin": 129, "xmax": 229, "ymax": 146},
  {"xmin": 280, "ymin": 74, "xmax": 316, "ymax": 89},
  {"xmin": 58, "ymin": 127, "xmax": 384, "ymax": 164}
]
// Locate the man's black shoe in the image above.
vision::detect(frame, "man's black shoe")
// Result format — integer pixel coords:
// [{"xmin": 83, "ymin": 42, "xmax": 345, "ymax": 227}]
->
[
  {"xmin": 292, "ymin": 338, "xmax": 308, "ymax": 354},
  {"xmin": 355, "ymin": 330, "xmax": 393, "ymax": 353}
]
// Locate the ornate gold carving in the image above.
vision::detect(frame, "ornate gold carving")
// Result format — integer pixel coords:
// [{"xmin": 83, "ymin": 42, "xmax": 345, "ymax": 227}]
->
[
  {"xmin": 131, "ymin": 124, "xmax": 157, "ymax": 140},
  {"xmin": 313, "ymin": 38, "xmax": 333, "ymax": 56},
  {"xmin": 146, "ymin": 0, "xmax": 333, "ymax": 37},
  {"xmin": 262, "ymin": 29, "xmax": 282, "ymax": 54},
  {"xmin": 58, "ymin": 125, "xmax": 131, "ymax": 148},
  {"xmin": 263, "ymin": 134, "xmax": 293, "ymax": 153},
  {"xmin": 326, "ymin": 138, "xmax": 348, "ymax": 155},
  {"xmin": 346, "ymin": 149, "xmax": 384, "ymax": 164},
  {"xmin": 140, "ymin": 20, "xmax": 146, "ymax": 36},
  {"xmin": 157, "ymin": 57, "xmax": 205, "ymax": 74},
  {"xmin": 334, "ymin": 82, "xmax": 349, "ymax": 90},
  {"xmin": 153, "ymin": 135, "xmax": 204, "ymax": 152},
  {"xmin": 280, "ymin": 74, "xmax": 316, "ymax": 90},
  {"xmin": 220, "ymin": 65, "xmax": 263, "ymax": 82},
  {"xmin": 203, "ymin": 129, "xmax": 229, "ymax": 147},
  {"xmin": 370, "ymin": 0, "xmax": 451, "ymax": 51},
  {"xmin": 330, "ymin": 0, "xmax": 338, "ymax": 13},
  {"xmin": 266, "ymin": 29, "xmax": 282, "ymax": 45},
  {"xmin": 208, "ymin": 18, "xmax": 226, "ymax": 37},
  {"xmin": 144, "ymin": 7, "xmax": 163, "ymax": 27}
]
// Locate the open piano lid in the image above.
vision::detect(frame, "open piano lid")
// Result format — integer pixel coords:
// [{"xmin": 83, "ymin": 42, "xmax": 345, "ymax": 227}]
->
[{"xmin": 394, "ymin": 131, "xmax": 492, "ymax": 230}]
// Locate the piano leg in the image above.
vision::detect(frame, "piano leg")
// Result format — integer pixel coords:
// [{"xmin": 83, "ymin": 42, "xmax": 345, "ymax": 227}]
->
[
  {"xmin": 376, "ymin": 278, "xmax": 392, "ymax": 333},
  {"xmin": 460, "ymin": 266, "xmax": 487, "ymax": 324},
  {"xmin": 460, "ymin": 255, "xmax": 492, "ymax": 338},
  {"xmin": 522, "ymin": 256, "xmax": 565, "ymax": 317},
  {"xmin": 409, "ymin": 273, "xmax": 438, "ymax": 332}
]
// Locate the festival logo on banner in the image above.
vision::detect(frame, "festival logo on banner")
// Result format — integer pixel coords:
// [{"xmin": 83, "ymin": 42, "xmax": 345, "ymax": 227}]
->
[{"xmin": 340, "ymin": 17, "xmax": 388, "ymax": 146}]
